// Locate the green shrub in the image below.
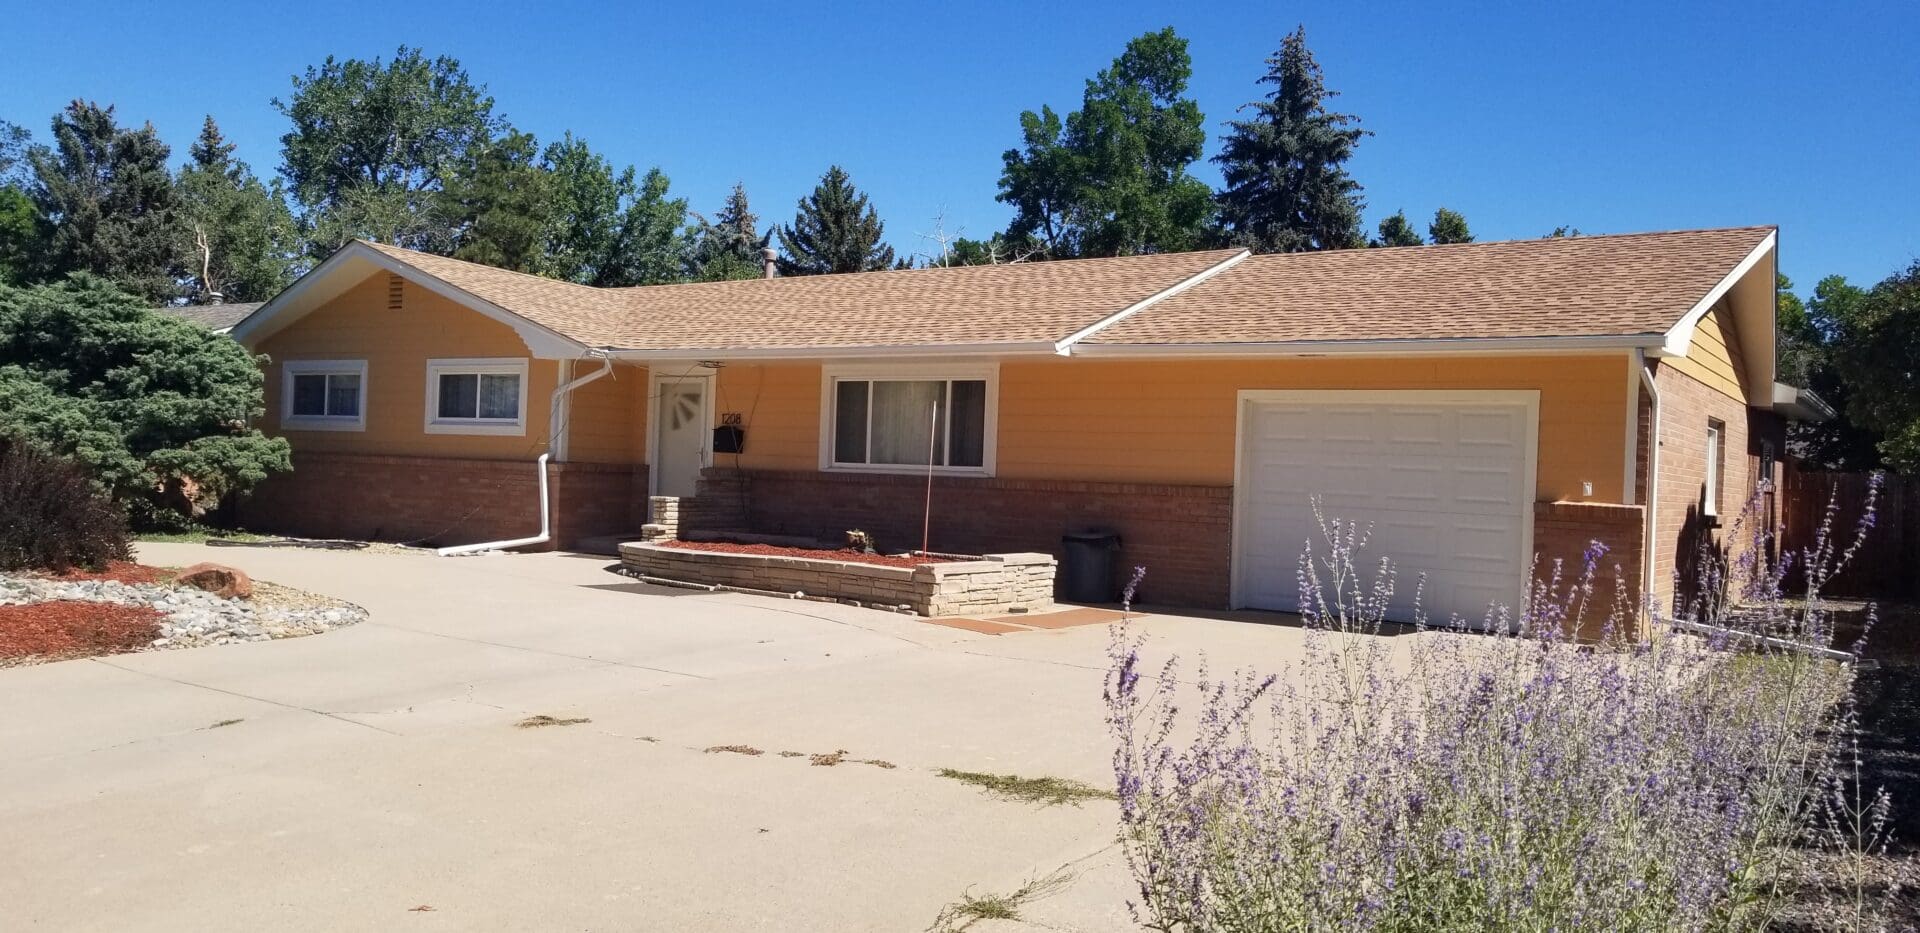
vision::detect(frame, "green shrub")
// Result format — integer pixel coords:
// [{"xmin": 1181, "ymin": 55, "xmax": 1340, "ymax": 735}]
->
[{"xmin": 0, "ymin": 435, "xmax": 131, "ymax": 572}]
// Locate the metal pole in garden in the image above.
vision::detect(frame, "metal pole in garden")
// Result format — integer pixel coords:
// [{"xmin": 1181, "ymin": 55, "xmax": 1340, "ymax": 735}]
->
[{"xmin": 923, "ymin": 400, "xmax": 937, "ymax": 556}]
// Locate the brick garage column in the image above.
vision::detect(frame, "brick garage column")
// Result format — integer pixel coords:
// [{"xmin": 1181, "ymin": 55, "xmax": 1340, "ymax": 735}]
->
[{"xmin": 1533, "ymin": 500, "xmax": 1646, "ymax": 634}]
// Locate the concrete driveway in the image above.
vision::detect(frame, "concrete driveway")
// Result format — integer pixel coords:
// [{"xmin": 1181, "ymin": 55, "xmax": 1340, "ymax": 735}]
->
[{"xmin": 0, "ymin": 543, "xmax": 1314, "ymax": 932}]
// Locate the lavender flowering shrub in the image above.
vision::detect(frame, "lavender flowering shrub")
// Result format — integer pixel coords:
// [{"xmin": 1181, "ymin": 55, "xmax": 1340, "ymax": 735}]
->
[{"xmin": 1107, "ymin": 486, "xmax": 1885, "ymax": 931}]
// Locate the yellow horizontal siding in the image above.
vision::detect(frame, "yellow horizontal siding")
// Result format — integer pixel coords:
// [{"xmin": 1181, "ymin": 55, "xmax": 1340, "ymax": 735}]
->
[
  {"xmin": 564, "ymin": 363, "xmax": 647, "ymax": 464},
  {"xmin": 1664, "ymin": 303, "xmax": 1745, "ymax": 401}
]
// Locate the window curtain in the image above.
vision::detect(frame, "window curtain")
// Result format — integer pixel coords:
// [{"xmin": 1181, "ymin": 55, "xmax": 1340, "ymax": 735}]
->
[
  {"xmin": 870, "ymin": 380, "xmax": 946, "ymax": 465},
  {"xmin": 478, "ymin": 374, "xmax": 519, "ymax": 419}
]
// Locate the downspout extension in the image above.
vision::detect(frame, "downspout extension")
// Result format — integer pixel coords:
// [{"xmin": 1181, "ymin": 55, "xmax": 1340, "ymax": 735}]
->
[{"xmin": 437, "ymin": 352, "xmax": 614, "ymax": 557}]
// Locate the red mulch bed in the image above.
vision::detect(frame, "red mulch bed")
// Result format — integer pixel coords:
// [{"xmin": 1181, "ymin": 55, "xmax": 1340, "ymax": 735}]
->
[
  {"xmin": 0, "ymin": 600, "xmax": 163, "ymax": 661},
  {"xmin": 41, "ymin": 561, "xmax": 172, "ymax": 585},
  {"xmin": 658, "ymin": 540, "xmax": 958, "ymax": 568}
]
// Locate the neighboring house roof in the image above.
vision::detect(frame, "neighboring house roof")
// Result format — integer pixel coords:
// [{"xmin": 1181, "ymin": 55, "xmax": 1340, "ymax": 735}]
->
[
  {"xmin": 157, "ymin": 301, "xmax": 262, "ymax": 333},
  {"xmin": 233, "ymin": 225, "xmax": 1777, "ymax": 370},
  {"xmin": 1083, "ymin": 226, "xmax": 1778, "ymax": 348}
]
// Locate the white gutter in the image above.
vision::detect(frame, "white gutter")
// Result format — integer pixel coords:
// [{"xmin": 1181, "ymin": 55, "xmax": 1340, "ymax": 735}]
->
[
  {"xmin": 1068, "ymin": 333, "xmax": 1666, "ymax": 358},
  {"xmin": 607, "ymin": 341, "xmax": 1060, "ymax": 363},
  {"xmin": 1638, "ymin": 352, "xmax": 1662, "ymax": 611},
  {"xmin": 437, "ymin": 453, "xmax": 552, "ymax": 556},
  {"xmin": 436, "ymin": 352, "xmax": 614, "ymax": 557},
  {"xmin": 549, "ymin": 354, "xmax": 613, "ymax": 461}
]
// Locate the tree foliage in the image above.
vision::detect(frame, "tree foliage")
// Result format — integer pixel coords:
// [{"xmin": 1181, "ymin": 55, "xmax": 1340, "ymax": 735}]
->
[
  {"xmin": 776, "ymin": 165, "xmax": 894, "ymax": 275},
  {"xmin": 689, "ymin": 183, "xmax": 769, "ymax": 281},
  {"xmin": 27, "ymin": 102, "xmax": 182, "ymax": 301},
  {"xmin": 1213, "ymin": 27, "xmax": 1366, "ymax": 253},
  {"xmin": 1372, "ymin": 210, "xmax": 1422, "ymax": 247},
  {"xmin": 447, "ymin": 129, "xmax": 553, "ymax": 272},
  {"xmin": 1778, "ymin": 274, "xmax": 1884, "ymax": 470},
  {"xmin": 1427, "ymin": 207, "xmax": 1473, "ymax": 244},
  {"xmin": 1833, "ymin": 262, "xmax": 1920, "ymax": 472},
  {"xmin": 0, "ymin": 276, "xmax": 289, "ymax": 522},
  {"xmin": 275, "ymin": 47, "xmax": 498, "ymax": 255},
  {"xmin": 174, "ymin": 117, "xmax": 299, "ymax": 302},
  {"xmin": 998, "ymin": 28, "xmax": 1212, "ymax": 258}
]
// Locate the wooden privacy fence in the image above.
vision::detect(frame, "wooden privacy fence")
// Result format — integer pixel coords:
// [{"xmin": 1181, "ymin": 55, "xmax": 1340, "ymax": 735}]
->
[{"xmin": 1781, "ymin": 468, "xmax": 1919, "ymax": 599}]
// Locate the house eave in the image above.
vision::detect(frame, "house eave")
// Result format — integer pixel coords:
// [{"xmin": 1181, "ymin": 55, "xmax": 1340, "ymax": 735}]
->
[{"xmin": 1065, "ymin": 334, "xmax": 1666, "ymax": 358}]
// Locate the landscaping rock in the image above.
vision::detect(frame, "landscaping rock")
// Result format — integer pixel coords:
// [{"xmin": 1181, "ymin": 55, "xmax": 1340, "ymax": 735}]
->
[
  {"xmin": 0, "ymin": 570, "xmax": 365, "ymax": 660},
  {"xmin": 171, "ymin": 563, "xmax": 253, "ymax": 600}
]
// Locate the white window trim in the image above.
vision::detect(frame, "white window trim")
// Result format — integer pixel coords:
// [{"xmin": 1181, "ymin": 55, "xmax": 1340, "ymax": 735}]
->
[
  {"xmin": 1703, "ymin": 421, "xmax": 1723, "ymax": 517},
  {"xmin": 281, "ymin": 359, "xmax": 367, "ymax": 432},
  {"xmin": 818, "ymin": 363, "xmax": 998, "ymax": 477},
  {"xmin": 425, "ymin": 357, "xmax": 529, "ymax": 436}
]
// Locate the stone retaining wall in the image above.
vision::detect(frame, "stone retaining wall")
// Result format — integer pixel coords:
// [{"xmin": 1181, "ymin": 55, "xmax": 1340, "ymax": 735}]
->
[{"xmin": 618, "ymin": 542, "xmax": 1055, "ymax": 617}]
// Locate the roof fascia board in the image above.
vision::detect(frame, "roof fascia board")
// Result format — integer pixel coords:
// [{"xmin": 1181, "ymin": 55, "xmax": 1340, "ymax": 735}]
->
[
  {"xmin": 1052, "ymin": 249, "xmax": 1251, "ymax": 355},
  {"xmin": 230, "ymin": 242, "xmax": 589, "ymax": 358},
  {"xmin": 1070, "ymin": 334, "xmax": 1662, "ymax": 358},
  {"xmin": 1658, "ymin": 230, "xmax": 1778, "ymax": 356},
  {"xmin": 607, "ymin": 341, "xmax": 1060, "ymax": 363}
]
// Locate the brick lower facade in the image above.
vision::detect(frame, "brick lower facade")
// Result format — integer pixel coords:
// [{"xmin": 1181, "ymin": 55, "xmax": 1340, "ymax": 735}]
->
[
  {"xmin": 686, "ymin": 468, "xmax": 1235, "ymax": 607},
  {"xmin": 238, "ymin": 451, "xmax": 645, "ymax": 550},
  {"xmin": 1648, "ymin": 364, "xmax": 1782, "ymax": 617},
  {"xmin": 1532, "ymin": 501, "xmax": 1647, "ymax": 603}
]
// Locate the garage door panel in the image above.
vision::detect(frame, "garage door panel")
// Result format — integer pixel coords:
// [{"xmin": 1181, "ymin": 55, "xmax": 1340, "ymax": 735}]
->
[{"xmin": 1237, "ymin": 393, "xmax": 1532, "ymax": 624}]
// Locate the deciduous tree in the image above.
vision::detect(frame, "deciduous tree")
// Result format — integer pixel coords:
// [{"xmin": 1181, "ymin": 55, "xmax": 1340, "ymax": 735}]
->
[
  {"xmin": 446, "ymin": 129, "xmax": 552, "ymax": 272},
  {"xmin": 1213, "ymin": 27, "xmax": 1366, "ymax": 253},
  {"xmin": 1835, "ymin": 262, "xmax": 1920, "ymax": 472},
  {"xmin": 174, "ymin": 117, "xmax": 299, "ymax": 302}
]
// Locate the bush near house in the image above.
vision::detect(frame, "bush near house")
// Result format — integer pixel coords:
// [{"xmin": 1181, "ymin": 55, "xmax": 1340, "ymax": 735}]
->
[
  {"xmin": 0, "ymin": 435, "xmax": 130, "ymax": 572},
  {"xmin": 0, "ymin": 275, "xmax": 290, "ymax": 527},
  {"xmin": 1108, "ymin": 493, "xmax": 1898, "ymax": 931}
]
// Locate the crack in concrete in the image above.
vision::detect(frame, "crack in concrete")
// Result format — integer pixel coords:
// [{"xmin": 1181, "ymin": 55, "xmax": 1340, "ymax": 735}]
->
[{"xmin": 87, "ymin": 658, "xmax": 403, "ymax": 736}]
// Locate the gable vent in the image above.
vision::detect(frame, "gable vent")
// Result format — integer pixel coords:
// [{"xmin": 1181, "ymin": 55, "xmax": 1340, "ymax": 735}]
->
[{"xmin": 386, "ymin": 274, "xmax": 405, "ymax": 310}]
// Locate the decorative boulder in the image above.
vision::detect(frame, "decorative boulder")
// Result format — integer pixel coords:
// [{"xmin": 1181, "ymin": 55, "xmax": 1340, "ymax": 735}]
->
[{"xmin": 171, "ymin": 562, "xmax": 253, "ymax": 600}]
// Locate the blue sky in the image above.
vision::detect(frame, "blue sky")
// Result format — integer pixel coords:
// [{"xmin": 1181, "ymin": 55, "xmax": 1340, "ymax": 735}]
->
[{"xmin": 4, "ymin": 0, "xmax": 1915, "ymax": 292}]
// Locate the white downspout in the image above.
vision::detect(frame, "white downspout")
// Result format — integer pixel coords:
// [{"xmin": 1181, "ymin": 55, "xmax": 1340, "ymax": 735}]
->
[
  {"xmin": 1637, "ymin": 351, "xmax": 1662, "ymax": 611},
  {"xmin": 437, "ymin": 354, "xmax": 614, "ymax": 557}
]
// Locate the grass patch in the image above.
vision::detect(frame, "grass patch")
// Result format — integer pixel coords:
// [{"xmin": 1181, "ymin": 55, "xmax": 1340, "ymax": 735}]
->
[
  {"xmin": 927, "ymin": 869, "xmax": 1073, "ymax": 932},
  {"xmin": 515, "ymin": 715, "xmax": 591, "ymax": 729},
  {"xmin": 937, "ymin": 768, "xmax": 1115, "ymax": 807},
  {"xmin": 204, "ymin": 718, "xmax": 244, "ymax": 729},
  {"xmin": 134, "ymin": 527, "xmax": 267, "ymax": 544},
  {"xmin": 704, "ymin": 744, "xmax": 763, "ymax": 756}
]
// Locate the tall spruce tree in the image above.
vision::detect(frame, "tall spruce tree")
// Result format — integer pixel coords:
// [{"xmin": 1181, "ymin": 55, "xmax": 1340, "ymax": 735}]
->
[
  {"xmin": 998, "ymin": 28, "xmax": 1211, "ymax": 258},
  {"xmin": 1428, "ymin": 207, "xmax": 1474, "ymax": 244},
  {"xmin": 688, "ymin": 184, "xmax": 767, "ymax": 281},
  {"xmin": 1372, "ymin": 211, "xmax": 1422, "ymax": 247},
  {"xmin": 776, "ymin": 166, "xmax": 893, "ymax": 275},
  {"xmin": 28, "ymin": 101, "xmax": 182, "ymax": 301},
  {"xmin": 275, "ymin": 47, "xmax": 498, "ymax": 256},
  {"xmin": 0, "ymin": 121, "xmax": 39, "ymax": 285},
  {"xmin": 174, "ymin": 116, "xmax": 299, "ymax": 302},
  {"xmin": 1213, "ymin": 27, "xmax": 1367, "ymax": 253}
]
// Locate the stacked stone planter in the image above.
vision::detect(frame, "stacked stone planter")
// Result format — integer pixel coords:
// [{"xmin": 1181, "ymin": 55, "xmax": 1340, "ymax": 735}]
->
[{"xmin": 617, "ymin": 542, "xmax": 1054, "ymax": 617}]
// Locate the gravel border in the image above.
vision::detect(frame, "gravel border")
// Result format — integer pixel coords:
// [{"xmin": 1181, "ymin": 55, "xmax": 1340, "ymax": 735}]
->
[{"xmin": 0, "ymin": 573, "xmax": 367, "ymax": 660}]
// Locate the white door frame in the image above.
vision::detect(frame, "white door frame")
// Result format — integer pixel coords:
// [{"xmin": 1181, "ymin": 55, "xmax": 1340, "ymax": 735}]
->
[
  {"xmin": 647, "ymin": 370, "xmax": 715, "ymax": 497},
  {"xmin": 1229, "ymin": 388, "xmax": 1540, "ymax": 614}
]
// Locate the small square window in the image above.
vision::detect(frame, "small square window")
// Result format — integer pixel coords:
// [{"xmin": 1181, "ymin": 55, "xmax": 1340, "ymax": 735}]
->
[{"xmin": 282, "ymin": 361, "xmax": 366, "ymax": 431}]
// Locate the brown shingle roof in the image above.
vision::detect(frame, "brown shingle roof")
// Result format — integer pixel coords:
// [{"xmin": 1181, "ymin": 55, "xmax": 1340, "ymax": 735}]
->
[
  {"xmin": 156, "ymin": 301, "xmax": 262, "ymax": 331},
  {"xmin": 1086, "ymin": 226, "xmax": 1774, "ymax": 346},
  {"xmin": 363, "ymin": 241, "xmax": 1241, "ymax": 351}
]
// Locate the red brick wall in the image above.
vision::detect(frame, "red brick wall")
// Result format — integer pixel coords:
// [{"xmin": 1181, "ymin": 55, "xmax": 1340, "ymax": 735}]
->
[
  {"xmin": 1533, "ymin": 501, "xmax": 1646, "ymax": 612},
  {"xmin": 688, "ymin": 468, "xmax": 1235, "ymax": 606},
  {"xmin": 238, "ymin": 452, "xmax": 643, "ymax": 549},
  {"xmin": 1649, "ymin": 364, "xmax": 1769, "ymax": 615}
]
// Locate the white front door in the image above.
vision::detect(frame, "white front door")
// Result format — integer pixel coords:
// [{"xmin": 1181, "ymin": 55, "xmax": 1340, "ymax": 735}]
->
[
  {"xmin": 651, "ymin": 373, "xmax": 712, "ymax": 499},
  {"xmin": 1233, "ymin": 390, "xmax": 1536, "ymax": 624}
]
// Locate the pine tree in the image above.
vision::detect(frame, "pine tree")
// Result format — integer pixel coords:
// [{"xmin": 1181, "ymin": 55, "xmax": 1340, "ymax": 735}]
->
[
  {"xmin": 689, "ymin": 183, "xmax": 768, "ymax": 281},
  {"xmin": 776, "ymin": 166, "xmax": 893, "ymax": 275},
  {"xmin": 174, "ymin": 116, "xmax": 299, "ymax": 302},
  {"xmin": 1372, "ymin": 211, "xmax": 1422, "ymax": 247},
  {"xmin": 28, "ymin": 101, "xmax": 182, "ymax": 301},
  {"xmin": 1428, "ymin": 207, "xmax": 1473, "ymax": 244},
  {"xmin": 1213, "ymin": 27, "xmax": 1367, "ymax": 253},
  {"xmin": 446, "ymin": 129, "xmax": 553, "ymax": 272}
]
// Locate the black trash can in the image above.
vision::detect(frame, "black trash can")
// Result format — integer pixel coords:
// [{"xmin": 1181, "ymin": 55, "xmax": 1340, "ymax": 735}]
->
[{"xmin": 1060, "ymin": 529, "xmax": 1122, "ymax": 603}]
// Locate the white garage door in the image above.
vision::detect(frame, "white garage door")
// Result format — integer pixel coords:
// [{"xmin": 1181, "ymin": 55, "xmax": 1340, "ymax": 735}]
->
[{"xmin": 1234, "ymin": 390, "xmax": 1536, "ymax": 624}]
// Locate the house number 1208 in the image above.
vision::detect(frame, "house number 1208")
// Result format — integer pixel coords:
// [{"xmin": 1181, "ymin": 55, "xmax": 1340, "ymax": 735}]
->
[{"xmin": 719, "ymin": 412, "xmax": 744, "ymax": 426}]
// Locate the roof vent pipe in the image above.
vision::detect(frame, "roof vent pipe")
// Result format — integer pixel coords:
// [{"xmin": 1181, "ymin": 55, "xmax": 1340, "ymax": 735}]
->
[{"xmin": 760, "ymin": 247, "xmax": 778, "ymax": 279}]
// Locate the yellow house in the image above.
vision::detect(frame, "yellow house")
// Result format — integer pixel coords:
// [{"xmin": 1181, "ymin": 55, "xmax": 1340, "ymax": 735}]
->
[{"xmin": 229, "ymin": 226, "xmax": 1816, "ymax": 622}]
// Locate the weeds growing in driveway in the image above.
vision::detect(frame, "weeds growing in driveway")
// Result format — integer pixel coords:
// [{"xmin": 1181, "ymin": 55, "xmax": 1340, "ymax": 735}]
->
[
  {"xmin": 1107, "ymin": 483, "xmax": 1898, "ymax": 931},
  {"xmin": 938, "ymin": 768, "xmax": 1115, "ymax": 807}
]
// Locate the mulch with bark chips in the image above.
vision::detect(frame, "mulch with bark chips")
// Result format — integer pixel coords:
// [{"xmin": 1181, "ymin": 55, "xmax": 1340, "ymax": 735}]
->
[
  {"xmin": 659, "ymin": 540, "xmax": 957, "ymax": 568},
  {"xmin": 43, "ymin": 561, "xmax": 172, "ymax": 585},
  {"xmin": 0, "ymin": 600, "xmax": 162, "ymax": 661}
]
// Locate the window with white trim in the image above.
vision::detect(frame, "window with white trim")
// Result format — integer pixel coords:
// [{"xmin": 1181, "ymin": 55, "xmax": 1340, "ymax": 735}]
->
[
  {"xmin": 824, "ymin": 367, "xmax": 995, "ymax": 474},
  {"xmin": 282, "ymin": 360, "xmax": 366, "ymax": 432},
  {"xmin": 425, "ymin": 358, "xmax": 528, "ymax": 436},
  {"xmin": 1704, "ymin": 419, "xmax": 1725, "ymax": 517}
]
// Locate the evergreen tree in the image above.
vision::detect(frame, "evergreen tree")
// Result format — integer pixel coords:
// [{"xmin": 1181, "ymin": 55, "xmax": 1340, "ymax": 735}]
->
[
  {"xmin": 173, "ymin": 116, "xmax": 299, "ymax": 302},
  {"xmin": 1544, "ymin": 226, "xmax": 1583, "ymax": 238},
  {"xmin": 446, "ymin": 129, "xmax": 553, "ymax": 272},
  {"xmin": 1213, "ymin": 27, "xmax": 1367, "ymax": 253},
  {"xmin": 1372, "ymin": 211, "xmax": 1422, "ymax": 247},
  {"xmin": 275, "ymin": 47, "xmax": 498, "ymax": 256},
  {"xmin": 776, "ymin": 165, "xmax": 894, "ymax": 275},
  {"xmin": 998, "ymin": 28, "xmax": 1212, "ymax": 258},
  {"xmin": 28, "ymin": 101, "xmax": 182, "ymax": 301},
  {"xmin": 1428, "ymin": 207, "xmax": 1473, "ymax": 244},
  {"xmin": 689, "ymin": 183, "xmax": 769, "ymax": 281}
]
